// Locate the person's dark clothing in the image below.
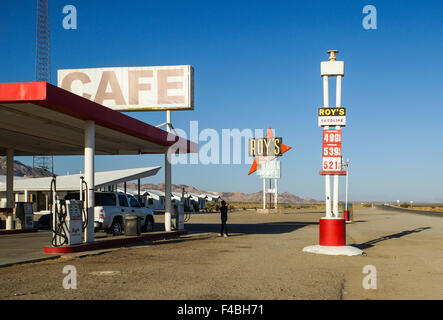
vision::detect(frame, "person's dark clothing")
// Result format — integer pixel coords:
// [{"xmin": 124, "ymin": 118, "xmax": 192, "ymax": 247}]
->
[
  {"xmin": 220, "ymin": 205, "xmax": 228, "ymax": 235},
  {"xmin": 220, "ymin": 206, "xmax": 228, "ymax": 221}
]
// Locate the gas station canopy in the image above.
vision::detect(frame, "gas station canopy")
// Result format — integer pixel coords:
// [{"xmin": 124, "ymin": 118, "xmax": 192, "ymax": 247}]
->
[
  {"xmin": 0, "ymin": 166, "xmax": 161, "ymax": 192},
  {"xmin": 0, "ymin": 82, "xmax": 197, "ymax": 156},
  {"xmin": 0, "ymin": 81, "xmax": 196, "ymax": 236}
]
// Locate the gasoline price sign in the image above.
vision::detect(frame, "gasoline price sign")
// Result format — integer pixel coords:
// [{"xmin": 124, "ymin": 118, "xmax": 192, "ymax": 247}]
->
[
  {"xmin": 322, "ymin": 157, "xmax": 342, "ymax": 171},
  {"xmin": 322, "ymin": 129, "xmax": 342, "ymax": 171},
  {"xmin": 323, "ymin": 129, "xmax": 342, "ymax": 144},
  {"xmin": 322, "ymin": 129, "xmax": 341, "ymax": 157}
]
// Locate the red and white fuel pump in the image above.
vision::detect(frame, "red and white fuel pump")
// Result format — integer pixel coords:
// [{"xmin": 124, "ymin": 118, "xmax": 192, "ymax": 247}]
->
[{"xmin": 50, "ymin": 176, "xmax": 87, "ymax": 247}]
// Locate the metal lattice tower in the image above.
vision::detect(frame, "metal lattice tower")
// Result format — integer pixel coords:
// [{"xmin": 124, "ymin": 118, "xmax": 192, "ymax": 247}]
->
[
  {"xmin": 34, "ymin": 0, "xmax": 53, "ymax": 176},
  {"xmin": 36, "ymin": 0, "xmax": 50, "ymax": 82},
  {"xmin": 33, "ymin": 156, "xmax": 54, "ymax": 177}
]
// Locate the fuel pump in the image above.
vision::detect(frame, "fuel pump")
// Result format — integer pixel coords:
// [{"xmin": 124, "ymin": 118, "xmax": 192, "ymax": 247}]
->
[
  {"xmin": 63, "ymin": 199, "xmax": 83, "ymax": 245},
  {"xmin": 50, "ymin": 176, "xmax": 85, "ymax": 247},
  {"xmin": 171, "ymin": 202, "xmax": 185, "ymax": 230}
]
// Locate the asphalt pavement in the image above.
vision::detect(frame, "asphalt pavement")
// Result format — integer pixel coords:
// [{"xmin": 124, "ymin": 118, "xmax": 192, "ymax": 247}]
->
[{"xmin": 0, "ymin": 231, "xmax": 59, "ymax": 267}]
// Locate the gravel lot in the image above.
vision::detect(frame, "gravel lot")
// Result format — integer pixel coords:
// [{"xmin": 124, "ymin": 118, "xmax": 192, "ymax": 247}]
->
[{"xmin": 0, "ymin": 207, "xmax": 442, "ymax": 300}]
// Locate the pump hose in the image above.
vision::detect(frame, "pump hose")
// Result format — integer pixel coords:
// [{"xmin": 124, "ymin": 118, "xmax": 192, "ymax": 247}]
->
[
  {"xmin": 50, "ymin": 177, "xmax": 68, "ymax": 247},
  {"xmin": 51, "ymin": 201, "xmax": 68, "ymax": 247},
  {"xmin": 81, "ymin": 180, "xmax": 89, "ymax": 231}
]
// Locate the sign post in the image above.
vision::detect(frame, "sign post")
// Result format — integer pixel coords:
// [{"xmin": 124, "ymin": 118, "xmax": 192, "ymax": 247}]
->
[
  {"xmin": 258, "ymin": 159, "xmax": 280, "ymax": 209},
  {"xmin": 303, "ymin": 50, "xmax": 362, "ymax": 256}
]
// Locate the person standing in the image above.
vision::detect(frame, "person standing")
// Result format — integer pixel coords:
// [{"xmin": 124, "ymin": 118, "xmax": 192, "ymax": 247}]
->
[{"xmin": 219, "ymin": 200, "xmax": 228, "ymax": 237}]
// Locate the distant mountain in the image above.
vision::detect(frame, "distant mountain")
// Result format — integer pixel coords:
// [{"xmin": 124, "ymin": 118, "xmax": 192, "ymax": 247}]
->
[
  {"xmin": 0, "ymin": 157, "xmax": 52, "ymax": 177},
  {"xmin": 0, "ymin": 158, "xmax": 317, "ymax": 203},
  {"xmin": 124, "ymin": 182, "xmax": 319, "ymax": 204}
]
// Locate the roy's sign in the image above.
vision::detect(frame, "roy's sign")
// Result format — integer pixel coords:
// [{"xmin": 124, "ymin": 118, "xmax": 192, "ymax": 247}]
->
[
  {"xmin": 318, "ymin": 107, "xmax": 346, "ymax": 127},
  {"xmin": 247, "ymin": 128, "xmax": 292, "ymax": 176},
  {"xmin": 57, "ymin": 65, "xmax": 194, "ymax": 111},
  {"xmin": 249, "ymin": 137, "xmax": 283, "ymax": 157}
]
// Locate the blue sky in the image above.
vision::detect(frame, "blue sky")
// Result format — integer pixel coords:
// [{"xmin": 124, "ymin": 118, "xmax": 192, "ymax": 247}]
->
[{"xmin": 1, "ymin": 0, "xmax": 443, "ymax": 202}]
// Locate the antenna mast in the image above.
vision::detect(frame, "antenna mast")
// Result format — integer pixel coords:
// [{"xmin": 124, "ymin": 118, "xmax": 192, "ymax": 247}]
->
[{"xmin": 34, "ymin": 0, "xmax": 54, "ymax": 177}]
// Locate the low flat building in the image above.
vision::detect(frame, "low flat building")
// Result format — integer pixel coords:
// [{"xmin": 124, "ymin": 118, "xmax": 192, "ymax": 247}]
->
[{"xmin": 0, "ymin": 166, "xmax": 160, "ymax": 214}]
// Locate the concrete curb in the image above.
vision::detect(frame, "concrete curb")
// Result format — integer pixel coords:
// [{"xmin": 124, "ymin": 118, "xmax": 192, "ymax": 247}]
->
[
  {"xmin": 0, "ymin": 228, "xmax": 39, "ymax": 236},
  {"xmin": 0, "ymin": 255, "xmax": 61, "ymax": 269},
  {"xmin": 43, "ymin": 230, "xmax": 188, "ymax": 254}
]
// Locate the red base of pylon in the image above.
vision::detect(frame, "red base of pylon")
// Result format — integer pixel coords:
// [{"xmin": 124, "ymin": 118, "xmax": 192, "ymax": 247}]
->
[
  {"xmin": 344, "ymin": 210, "xmax": 350, "ymax": 221},
  {"xmin": 319, "ymin": 218, "xmax": 346, "ymax": 246}
]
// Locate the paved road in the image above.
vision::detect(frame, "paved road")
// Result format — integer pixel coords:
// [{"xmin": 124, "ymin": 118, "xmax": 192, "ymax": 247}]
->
[
  {"xmin": 0, "ymin": 231, "xmax": 58, "ymax": 267},
  {"xmin": 0, "ymin": 207, "xmax": 442, "ymax": 300},
  {"xmin": 0, "ymin": 222, "xmax": 167, "ymax": 267},
  {"xmin": 374, "ymin": 204, "xmax": 443, "ymax": 217}
]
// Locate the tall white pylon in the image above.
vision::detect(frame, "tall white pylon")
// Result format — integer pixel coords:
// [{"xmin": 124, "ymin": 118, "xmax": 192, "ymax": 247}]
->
[{"xmin": 303, "ymin": 50, "xmax": 363, "ymax": 256}]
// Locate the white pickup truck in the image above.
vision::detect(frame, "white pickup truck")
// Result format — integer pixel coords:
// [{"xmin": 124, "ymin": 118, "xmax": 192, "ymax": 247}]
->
[{"xmin": 65, "ymin": 191, "xmax": 154, "ymax": 236}]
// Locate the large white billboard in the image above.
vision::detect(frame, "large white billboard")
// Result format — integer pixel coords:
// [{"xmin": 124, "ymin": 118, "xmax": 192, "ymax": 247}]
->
[{"xmin": 57, "ymin": 65, "xmax": 194, "ymax": 111}]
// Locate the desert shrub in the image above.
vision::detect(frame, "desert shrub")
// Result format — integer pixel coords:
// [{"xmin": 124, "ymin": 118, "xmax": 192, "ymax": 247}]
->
[
  {"xmin": 205, "ymin": 201, "xmax": 218, "ymax": 212},
  {"xmin": 362, "ymin": 203, "xmax": 372, "ymax": 208},
  {"xmin": 400, "ymin": 203, "xmax": 410, "ymax": 208}
]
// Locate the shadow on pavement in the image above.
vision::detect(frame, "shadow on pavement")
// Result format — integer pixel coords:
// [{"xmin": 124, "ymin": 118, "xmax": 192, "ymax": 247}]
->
[
  {"xmin": 182, "ymin": 221, "xmax": 318, "ymax": 236},
  {"xmin": 351, "ymin": 226, "xmax": 431, "ymax": 250},
  {"xmin": 131, "ymin": 235, "xmax": 215, "ymax": 247}
]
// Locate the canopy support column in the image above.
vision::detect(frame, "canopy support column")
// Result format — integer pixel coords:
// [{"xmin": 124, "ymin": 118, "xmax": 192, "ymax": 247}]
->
[
  {"xmin": 5, "ymin": 148, "xmax": 14, "ymax": 230},
  {"xmin": 84, "ymin": 120, "xmax": 95, "ymax": 243},
  {"xmin": 164, "ymin": 110, "xmax": 172, "ymax": 231}
]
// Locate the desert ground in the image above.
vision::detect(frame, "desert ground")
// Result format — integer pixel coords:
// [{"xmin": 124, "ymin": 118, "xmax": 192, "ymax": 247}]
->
[{"xmin": 0, "ymin": 206, "xmax": 442, "ymax": 300}]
